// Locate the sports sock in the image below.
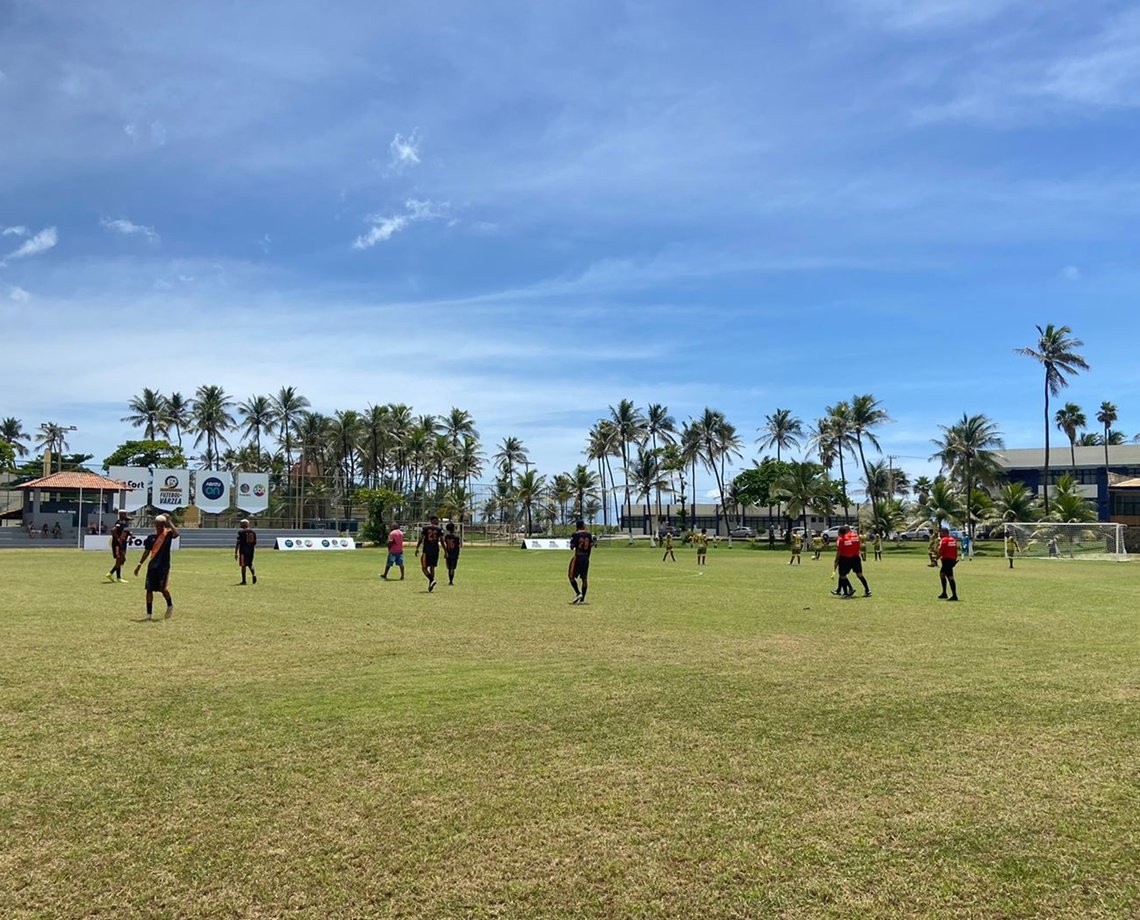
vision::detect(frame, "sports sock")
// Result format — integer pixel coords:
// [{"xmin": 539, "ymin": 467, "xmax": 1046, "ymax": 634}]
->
[{"xmin": 146, "ymin": 600, "xmax": 153, "ymax": 617}]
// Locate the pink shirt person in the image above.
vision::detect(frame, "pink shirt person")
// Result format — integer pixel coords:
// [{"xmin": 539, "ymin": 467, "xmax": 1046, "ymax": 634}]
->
[{"xmin": 388, "ymin": 527, "xmax": 404, "ymax": 554}]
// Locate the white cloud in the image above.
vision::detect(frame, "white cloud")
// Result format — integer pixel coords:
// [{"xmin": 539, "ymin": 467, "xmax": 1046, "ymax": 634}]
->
[
  {"xmin": 2, "ymin": 226, "xmax": 28, "ymax": 237},
  {"xmin": 8, "ymin": 286, "xmax": 30, "ymax": 302},
  {"xmin": 101, "ymin": 217, "xmax": 159, "ymax": 242},
  {"xmin": 352, "ymin": 198, "xmax": 448, "ymax": 250},
  {"xmin": 2, "ymin": 226, "xmax": 58, "ymax": 264},
  {"xmin": 1061, "ymin": 265, "xmax": 1081, "ymax": 281},
  {"xmin": 386, "ymin": 130, "xmax": 421, "ymax": 174}
]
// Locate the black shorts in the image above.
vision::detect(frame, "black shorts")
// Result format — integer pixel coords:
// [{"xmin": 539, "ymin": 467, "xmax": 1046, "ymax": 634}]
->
[
  {"xmin": 940, "ymin": 558, "xmax": 957, "ymax": 577},
  {"xmin": 569, "ymin": 555, "xmax": 591, "ymax": 579},
  {"xmin": 837, "ymin": 556, "xmax": 862, "ymax": 577},
  {"xmin": 239, "ymin": 547, "xmax": 256, "ymax": 564},
  {"xmin": 145, "ymin": 566, "xmax": 170, "ymax": 592},
  {"xmin": 422, "ymin": 547, "xmax": 440, "ymax": 566},
  {"xmin": 445, "ymin": 550, "xmax": 460, "ymax": 568}
]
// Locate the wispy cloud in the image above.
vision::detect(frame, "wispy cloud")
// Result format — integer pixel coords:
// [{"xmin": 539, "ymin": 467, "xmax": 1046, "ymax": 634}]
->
[
  {"xmin": 1061, "ymin": 265, "xmax": 1081, "ymax": 281},
  {"xmin": 2, "ymin": 226, "xmax": 28, "ymax": 237},
  {"xmin": 101, "ymin": 217, "xmax": 160, "ymax": 242},
  {"xmin": 7, "ymin": 285, "xmax": 30, "ymax": 302},
  {"xmin": 850, "ymin": 0, "xmax": 1018, "ymax": 32},
  {"xmin": 1, "ymin": 226, "xmax": 58, "ymax": 265},
  {"xmin": 352, "ymin": 198, "xmax": 447, "ymax": 250},
  {"xmin": 385, "ymin": 130, "xmax": 421, "ymax": 174}
]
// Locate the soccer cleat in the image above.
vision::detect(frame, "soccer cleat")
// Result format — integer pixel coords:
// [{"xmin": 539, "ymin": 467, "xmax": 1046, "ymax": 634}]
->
[
  {"xmin": 830, "ymin": 589, "xmax": 844, "ymax": 596},
  {"xmin": 240, "ymin": 580, "xmax": 247, "ymax": 585},
  {"xmin": 165, "ymin": 606, "xmax": 174, "ymax": 619},
  {"xmin": 937, "ymin": 594, "xmax": 948, "ymax": 599},
  {"xmin": 252, "ymin": 575, "xmax": 257, "ymax": 585},
  {"xmin": 863, "ymin": 591, "xmax": 872, "ymax": 598},
  {"xmin": 948, "ymin": 596, "xmax": 959, "ymax": 602},
  {"xmin": 104, "ymin": 573, "xmax": 115, "ymax": 583},
  {"xmin": 428, "ymin": 579, "xmax": 436, "ymax": 592}
]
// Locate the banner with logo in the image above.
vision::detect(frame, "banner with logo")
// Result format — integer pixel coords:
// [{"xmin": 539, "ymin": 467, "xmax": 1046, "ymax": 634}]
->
[
  {"xmin": 152, "ymin": 468, "xmax": 189, "ymax": 511},
  {"xmin": 83, "ymin": 534, "xmax": 181, "ymax": 552},
  {"xmin": 194, "ymin": 470, "xmax": 232, "ymax": 513},
  {"xmin": 274, "ymin": 536, "xmax": 356, "ymax": 551},
  {"xmin": 108, "ymin": 466, "xmax": 151, "ymax": 511},
  {"xmin": 521, "ymin": 538, "xmax": 571, "ymax": 550},
  {"xmin": 236, "ymin": 472, "xmax": 270, "ymax": 513}
]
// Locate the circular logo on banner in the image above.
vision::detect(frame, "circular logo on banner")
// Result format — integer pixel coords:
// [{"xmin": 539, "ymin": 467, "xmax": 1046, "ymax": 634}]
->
[
  {"xmin": 239, "ymin": 483, "xmax": 251, "ymax": 495},
  {"xmin": 284, "ymin": 539, "xmax": 294, "ymax": 548},
  {"xmin": 321, "ymin": 539, "xmax": 330, "ymax": 547},
  {"xmin": 253, "ymin": 484, "xmax": 266, "ymax": 497},
  {"xmin": 163, "ymin": 475, "xmax": 179, "ymax": 489},
  {"xmin": 340, "ymin": 539, "xmax": 349, "ymax": 547},
  {"xmin": 304, "ymin": 539, "xmax": 313, "ymax": 547},
  {"xmin": 201, "ymin": 477, "xmax": 225, "ymax": 501}
]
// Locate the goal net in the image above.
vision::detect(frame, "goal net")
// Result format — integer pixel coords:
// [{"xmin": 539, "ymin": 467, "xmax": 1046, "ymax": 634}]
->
[{"xmin": 1002, "ymin": 522, "xmax": 1128, "ymax": 562}]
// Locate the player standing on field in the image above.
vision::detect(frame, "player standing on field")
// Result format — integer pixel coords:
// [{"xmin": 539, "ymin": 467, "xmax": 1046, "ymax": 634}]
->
[
  {"xmin": 381, "ymin": 524, "xmax": 405, "ymax": 580},
  {"xmin": 134, "ymin": 515, "xmax": 179, "ymax": 619},
  {"xmin": 416, "ymin": 515, "xmax": 444, "ymax": 592},
  {"xmin": 568, "ymin": 518, "xmax": 595, "ymax": 603},
  {"xmin": 789, "ymin": 530, "xmax": 803, "ymax": 565},
  {"xmin": 105, "ymin": 510, "xmax": 131, "ymax": 582},
  {"xmin": 693, "ymin": 528, "xmax": 709, "ymax": 566},
  {"xmin": 832, "ymin": 525, "xmax": 871, "ymax": 598},
  {"xmin": 443, "ymin": 522, "xmax": 462, "ymax": 586},
  {"xmin": 235, "ymin": 519, "xmax": 257, "ymax": 585},
  {"xmin": 936, "ymin": 526, "xmax": 959, "ymax": 601},
  {"xmin": 661, "ymin": 531, "xmax": 675, "ymax": 562}
]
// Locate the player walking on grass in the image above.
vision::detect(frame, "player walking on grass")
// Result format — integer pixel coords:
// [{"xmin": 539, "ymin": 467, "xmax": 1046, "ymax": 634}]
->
[
  {"xmin": 235, "ymin": 519, "xmax": 257, "ymax": 585},
  {"xmin": 134, "ymin": 515, "xmax": 179, "ymax": 620},
  {"xmin": 936, "ymin": 526, "xmax": 959, "ymax": 601},
  {"xmin": 443, "ymin": 523, "xmax": 462, "ymax": 586},
  {"xmin": 693, "ymin": 528, "xmax": 708, "ymax": 566},
  {"xmin": 873, "ymin": 531, "xmax": 883, "ymax": 561},
  {"xmin": 105, "ymin": 510, "xmax": 131, "ymax": 582},
  {"xmin": 788, "ymin": 531, "xmax": 802, "ymax": 565},
  {"xmin": 1005, "ymin": 533, "xmax": 1018, "ymax": 570},
  {"xmin": 661, "ymin": 531, "xmax": 676, "ymax": 562},
  {"xmin": 810, "ymin": 532, "xmax": 823, "ymax": 561},
  {"xmin": 568, "ymin": 519, "xmax": 595, "ymax": 603},
  {"xmin": 416, "ymin": 515, "xmax": 444, "ymax": 592},
  {"xmin": 380, "ymin": 524, "xmax": 405, "ymax": 580},
  {"xmin": 832, "ymin": 525, "xmax": 871, "ymax": 598}
]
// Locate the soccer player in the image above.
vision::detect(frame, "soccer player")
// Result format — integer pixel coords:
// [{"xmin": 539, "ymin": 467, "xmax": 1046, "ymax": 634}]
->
[
  {"xmin": 1005, "ymin": 533, "xmax": 1018, "ymax": 569},
  {"xmin": 134, "ymin": 515, "xmax": 179, "ymax": 620},
  {"xmin": 927, "ymin": 532, "xmax": 940, "ymax": 567},
  {"xmin": 694, "ymin": 528, "xmax": 708, "ymax": 566},
  {"xmin": 873, "ymin": 531, "xmax": 884, "ymax": 561},
  {"xmin": 810, "ymin": 532, "xmax": 824, "ymax": 561},
  {"xmin": 661, "ymin": 531, "xmax": 676, "ymax": 562},
  {"xmin": 380, "ymin": 524, "xmax": 405, "ymax": 580},
  {"xmin": 936, "ymin": 526, "xmax": 959, "ymax": 601},
  {"xmin": 235, "ymin": 519, "xmax": 257, "ymax": 585},
  {"xmin": 832, "ymin": 525, "xmax": 871, "ymax": 598},
  {"xmin": 568, "ymin": 519, "xmax": 595, "ymax": 603},
  {"xmin": 443, "ymin": 522, "xmax": 462, "ymax": 586},
  {"xmin": 105, "ymin": 510, "xmax": 131, "ymax": 582},
  {"xmin": 416, "ymin": 515, "xmax": 444, "ymax": 592},
  {"xmin": 788, "ymin": 530, "xmax": 802, "ymax": 565}
]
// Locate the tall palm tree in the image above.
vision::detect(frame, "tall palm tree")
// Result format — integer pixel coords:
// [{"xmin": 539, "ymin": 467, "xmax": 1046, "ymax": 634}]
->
[
  {"xmin": 514, "ymin": 469, "xmax": 547, "ymax": 536},
  {"xmin": 1054, "ymin": 402, "xmax": 1086, "ymax": 474},
  {"xmin": 443, "ymin": 407, "xmax": 478, "ymax": 447},
  {"xmin": 849, "ymin": 394, "xmax": 890, "ymax": 506},
  {"xmin": 237, "ymin": 395, "xmax": 274, "ymax": 462},
  {"xmin": 122, "ymin": 388, "xmax": 168, "ymax": 441},
  {"xmin": 757, "ymin": 408, "xmax": 804, "ymax": 462},
  {"xmin": 0, "ymin": 417, "xmax": 30, "ymax": 457},
  {"xmin": 773, "ymin": 461, "xmax": 834, "ymax": 538},
  {"xmin": 35, "ymin": 423, "xmax": 72, "ymax": 472},
  {"xmin": 327, "ymin": 410, "xmax": 365, "ymax": 517},
  {"xmin": 190, "ymin": 385, "xmax": 235, "ymax": 468},
  {"xmin": 931, "ymin": 413, "xmax": 1004, "ymax": 540},
  {"xmin": 680, "ymin": 421, "xmax": 702, "ymax": 528},
  {"xmin": 919, "ymin": 479, "xmax": 962, "ymax": 532},
  {"xmin": 454, "ymin": 436, "xmax": 484, "ymax": 492},
  {"xmin": 1096, "ymin": 401, "xmax": 1118, "ymax": 506},
  {"xmin": 295, "ymin": 411, "xmax": 329, "ymax": 523},
  {"xmin": 609, "ymin": 400, "xmax": 647, "ymax": 535},
  {"xmin": 163, "ymin": 392, "xmax": 192, "ymax": 448},
  {"xmin": 1016, "ymin": 324, "xmax": 1089, "ymax": 514},
  {"xmin": 586, "ymin": 421, "xmax": 620, "ymax": 529},
  {"xmin": 1047, "ymin": 473, "xmax": 1098, "ymax": 524},
  {"xmin": 270, "ymin": 386, "xmax": 311, "ymax": 474},
  {"xmin": 694, "ymin": 408, "xmax": 741, "ymax": 535},
  {"xmin": 645, "ymin": 403, "xmax": 676, "ymax": 521},
  {"xmin": 493, "ymin": 436, "xmax": 528, "ymax": 483},
  {"xmin": 822, "ymin": 403, "xmax": 856, "ymax": 522},
  {"xmin": 569, "ymin": 464, "xmax": 599, "ymax": 521},
  {"xmin": 630, "ymin": 447, "xmax": 672, "ymax": 532}
]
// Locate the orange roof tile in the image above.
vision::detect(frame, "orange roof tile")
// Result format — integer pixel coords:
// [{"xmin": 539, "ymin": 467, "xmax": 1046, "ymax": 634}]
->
[{"xmin": 15, "ymin": 471, "xmax": 131, "ymax": 491}]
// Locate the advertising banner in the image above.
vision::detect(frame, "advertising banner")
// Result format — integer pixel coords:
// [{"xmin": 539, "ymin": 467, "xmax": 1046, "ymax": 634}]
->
[
  {"xmin": 194, "ymin": 470, "xmax": 232, "ymax": 513},
  {"xmin": 235, "ymin": 472, "xmax": 270, "ymax": 513},
  {"xmin": 83, "ymin": 534, "xmax": 181, "ymax": 552},
  {"xmin": 108, "ymin": 466, "xmax": 151, "ymax": 511},
  {"xmin": 274, "ymin": 536, "xmax": 356, "ymax": 551},
  {"xmin": 152, "ymin": 468, "xmax": 189, "ymax": 511},
  {"xmin": 521, "ymin": 538, "xmax": 571, "ymax": 550}
]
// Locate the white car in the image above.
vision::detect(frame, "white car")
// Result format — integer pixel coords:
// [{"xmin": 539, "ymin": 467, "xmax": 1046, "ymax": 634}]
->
[{"xmin": 728, "ymin": 525, "xmax": 755, "ymax": 538}]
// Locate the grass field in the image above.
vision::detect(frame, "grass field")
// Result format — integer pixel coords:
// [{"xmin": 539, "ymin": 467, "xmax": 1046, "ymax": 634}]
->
[{"xmin": 2, "ymin": 542, "xmax": 1138, "ymax": 919}]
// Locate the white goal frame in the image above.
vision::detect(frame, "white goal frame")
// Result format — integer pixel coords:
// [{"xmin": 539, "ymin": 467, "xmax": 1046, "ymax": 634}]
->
[{"xmin": 1002, "ymin": 521, "xmax": 1128, "ymax": 562}]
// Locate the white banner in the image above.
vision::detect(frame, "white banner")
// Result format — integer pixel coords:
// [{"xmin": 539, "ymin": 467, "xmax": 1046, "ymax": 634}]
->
[
  {"xmin": 84, "ymin": 534, "xmax": 181, "ymax": 552},
  {"xmin": 274, "ymin": 536, "xmax": 356, "ymax": 551},
  {"xmin": 521, "ymin": 538, "xmax": 571, "ymax": 550},
  {"xmin": 194, "ymin": 470, "xmax": 232, "ymax": 513},
  {"xmin": 152, "ymin": 468, "xmax": 189, "ymax": 511},
  {"xmin": 108, "ymin": 466, "xmax": 150, "ymax": 511},
  {"xmin": 236, "ymin": 472, "xmax": 270, "ymax": 513}
]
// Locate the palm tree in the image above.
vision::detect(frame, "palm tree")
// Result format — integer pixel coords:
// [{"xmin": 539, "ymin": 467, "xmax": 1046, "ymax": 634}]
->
[
  {"xmin": 550, "ymin": 473, "xmax": 575, "ymax": 526},
  {"xmin": 569, "ymin": 464, "xmax": 599, "ymax": 521},
  {"xmin": 586, "ymin": 421, "xmax": 620, "ymax": 529},
  {"xmin": 680, "ymin": 421, "xmax": 702, "ymax": 528},
  {"xmin": 773, "ymin": 461, "xmax": 834, "ymax": 538},
  {"xmin": 1054, "ymin": 402, "xmax": 1086, "ymax": 474},
  {"xmin": 514, "ymin": 469, "xmax": 547, "ymax": 536},
  {"xmin": 163, "ymin": 392, "xmax": 192, "ymax": 448},
  {"xmin": 122, "ymin": 388, "xmax": 168, "ymax": 441},
  {"xmin": 35, "ymin": 423, "xmax": 72, "ymax": 472},
  {"xmin": 454, "ymin": 436, "xmax": 484, "ymax": 492},
  {"xmin": 1046, "ymin": 473, "xmax": 1098, "ymax": 524},
  {"xmin": 443, "ymin": 407, "xmax": 478, "ymax": 447},
  {"xmin": 327, "ymin": 410, "xmax": 365, "ymax": 517},
  {"xmin": 918, "ymin": 479, "xmax": 962, "ymax": 532},
  {"xmin": 1016, "ymin": 324, "xmax": 1089, "ymax": 513},
  {"xmin": 849, "ymin": 394, "xmax": 890, "ymax": 506},
  {"xmin": 190, "ymin": 385, "xmax": 235, "ymax": 468},
  {"xmin": 757, "ymin": 408, "xmax": 804, "ymax": 462},
  {"xmin": 645, "ymin": 403, "xmax": 676, "ymax": 521},
  {"xmin": 0, "ymin": 417, "xmax": 30, "ymax": 456},
  {"xmin": 237, "ymin": 395, "xmax": 274, "ymax": 462},
  {"xmin": 630, "ymin": 447, "xmax": 672, "ymax": 532},
  {"xmin": 1096, "ymin": 401, "xmax": 1118, "ymax": 507},
  {"xmin": 609, "ymin": 400, "xmax": 647, "ymax": 535},
  {"xmin": 931, "ymin": 413, "xmax": 1004, "ymax": 540},
  {"xmin": 694, "ymin": 408, "xmax": 741, "ymax": 535},
  {"xmin": 270, "ymin": 386, "xmax": 311, "ymax": 475},
  {"xmin": 986, "ymin": 482, "xmax": 1040, "ymax": 529},
  {"xmin": 822, "ymin": 403, "xmax": 856, "ymax": 522},
  {"xmin": 493, "ymin": 436, "xmax": 528, "ymax": 483}
]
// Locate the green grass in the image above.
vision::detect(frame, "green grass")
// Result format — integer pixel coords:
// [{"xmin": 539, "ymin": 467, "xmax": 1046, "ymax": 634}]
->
[{"xmin": 2, "ymin": 544, "xmax": 1138, "ymax": 918}]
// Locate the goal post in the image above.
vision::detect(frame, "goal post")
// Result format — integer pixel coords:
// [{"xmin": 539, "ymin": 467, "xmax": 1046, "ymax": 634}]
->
[{"xmin": 1002, "ymin": 522, "xmax": 1128, "ymax": 562}]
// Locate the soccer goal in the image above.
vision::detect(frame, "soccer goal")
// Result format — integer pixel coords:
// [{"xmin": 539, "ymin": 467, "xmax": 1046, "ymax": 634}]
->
[{"xmin": 1002, "ymin": 522, "xmax": 1129, "ymax": 562}]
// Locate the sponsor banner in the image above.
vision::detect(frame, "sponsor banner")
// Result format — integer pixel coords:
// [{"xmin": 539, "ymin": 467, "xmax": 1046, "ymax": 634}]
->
[
  {"xmin": 274, "ymin": 536, "xmax": 356, "ymax": 551},
  {"xmin": 152, "ymin": 468, "xmax": 190, "ymax": 511},
  {"xmin": 194, "ymin": 470, "xmax": 232, "ymax": 513},
  {"xmin": 521, "ymin": 538, "xmax": 571, "ymax": 550},
  {"xmin": 236, "ymin": 472, "xmax": 270, "ymax": 514},
  {"xmin": 84, "ymin": 534, "xmax": 181, "ymax": 552},
  {"xmin": 108, "ymin": 466, "xmax": 151, "ymax": 511}
]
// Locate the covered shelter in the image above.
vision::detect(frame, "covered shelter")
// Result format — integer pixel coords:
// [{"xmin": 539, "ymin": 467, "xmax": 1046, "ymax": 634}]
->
[{"xmin": 14, "ymin": 471, "xmax": 130, "ymax": 548}]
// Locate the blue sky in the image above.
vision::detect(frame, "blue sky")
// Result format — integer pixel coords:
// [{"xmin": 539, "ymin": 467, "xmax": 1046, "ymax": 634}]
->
[{"xmin": 2, "ymin": 0, "xmax": 1139, "ymax": 496}]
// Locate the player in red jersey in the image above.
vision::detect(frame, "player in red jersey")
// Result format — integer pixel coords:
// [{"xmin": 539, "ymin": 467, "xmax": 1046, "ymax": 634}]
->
[
  {"xmin": 831, "ymin": 525, "xmax": 871, "ymax": 598},
  {"xmin": 935, "ymin": 526, "xmax": 959, "ymax": 601}
]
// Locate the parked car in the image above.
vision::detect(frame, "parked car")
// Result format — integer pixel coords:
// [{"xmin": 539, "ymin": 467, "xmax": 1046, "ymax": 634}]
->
[
  {"xmin": 658, "ymin": 525, "xmax": 683, "ymax": 539},
  {"xmin": 899, "ymin": 528, "xmax": 932, "ymax": 542},
  {"xmin": 728, "ymin": 525, "xmax": 755, "ymax": 538},
  {"xmin": 822, "ymin": 525, "xmax": 845, "ymax": 543}
]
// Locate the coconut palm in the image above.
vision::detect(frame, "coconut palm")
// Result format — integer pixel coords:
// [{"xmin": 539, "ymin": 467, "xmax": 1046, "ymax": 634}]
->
[
  {"xmin": 772, "ymin": 461, "xmax": 834, "ymax": 538},
  {"xmin": 679, "ymin": 421, "xmax": 703, "ymax": 528},
  {"xmin": 630, "ymin": 448, "xmax": 672, "ymax": 532},
  {"xmin": 849, "ymin": 394, "xmax": 890, "ymax": 506},
  {"xmin": 931, "ymin": 413, "xmax": 1004, "ymax": 539},
  {"xmin": 443, "ymin": 407, "xmax": 478, "ymax": 447},
  {"xmin": 35, "ymin": 423, "xmax": 72, "ymax": 471},
  {"xmin": 1046, "ymin": 474, "xmax": 1098, "ymax": 524},
  {"xmin": 514, "ymin": 469, "xmax": 547, "ymax": 536},
  {"xmin": 645, "ymin": 403, "xmax": 676, "ymax": 520},
  {"xmin": 1096, "ymin": 401, "xmax": 1118, "ymax": 499},
  {"xmin": 0, "ymin": 417, "xmax": 30, "ymax": 457},
  {"xmin": 1054, "ymin": 402, "xmax": 1086, "ymax": 474},
  {"xmin": 569, "ymin": 464, "xmax": 599, "ymax": 521},
  {"xmin": 917, "ymin": 479, "xmax": 962, "ymax": 532},
  {"xmin": 122, "ymin": 388, "xmax": 168, "ymax": 441},
  {"xmin": 822, "ymin": 403, "xmax": 857, "ymax": 522},
  {"xmin": 693, "ymin": 408, "xmax": 742, "ymax": 535},
  {"xmin": 270, "ymin": 386, "xmax": 311, "ymax": 475},
  {"xmin": 987, "ymin": 481, "xmax": 1041, "ymax": 528},
  {"xmin": 237, "ymin": 395, "xmax": 274, "ymax": 462},
  {"xmin": 327, "ymin": 410, "xmax": 365, "ymax": 516},
  {"xmin": 493, "ymin": 436, "xmax": 528, "ymax": 482},
  {"xmin": 609, "ymin": 400, "xmax": 647, "ymax": 535},
  {"xmin": 550, "ymin": 473, "xmax": 575, "ymax": 526},
  {"xmin": 757, "ymin": 408, "xmax": 804, "ymax": 462},
  {"xmin": 1016, "ymin": 324, "xmax": 1089, "ymax": 513},
  {"xmin": 163, "ymin": 392, "xmax": 192, "ymax": 448},
  {"xmin": 190, "ymin": 385, "xmax": 235, "ymax": 468},
  {"xmin": 586, "ymin": 420, "xmax": 620, "ymax": 529}
]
